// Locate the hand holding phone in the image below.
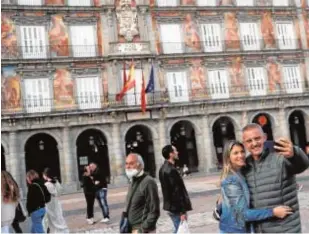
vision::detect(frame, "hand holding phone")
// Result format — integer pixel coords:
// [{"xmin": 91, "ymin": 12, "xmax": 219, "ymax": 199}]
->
[{"xmin": 274, "ymin": 138, "xmax": 294, "ymax": 158}]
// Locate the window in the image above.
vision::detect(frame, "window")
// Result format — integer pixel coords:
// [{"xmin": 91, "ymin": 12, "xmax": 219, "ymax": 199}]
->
[
  {"xmin": 273, "ymin": 0, "xmax": 288, "ymax": 6},
  {"xmin": 275, "ymin": 22, "xmax": 296, "ymax": 50},
  {"xmin": 68, "ymin": 0, "xmax": 91, "ymax": 6},
  {"xmin": 166, "ymin": 71, "xmax": 189, "ymax": 103},
  {"xmin": 76, "ymin": 76, "xmax": 101, "ymax": 109},
  {"xmin": 239, "ymin": 23, "xmax": 260, "ymax": 51},
  {"xmin": 236, "ymin": 0, "xmax": 253, "ymax": 6},
  {"xmin": 207, "ymin": 69, "xmax": 229, "ymax": 99},
  {"xmin": 160, "ymin": 24, "xmax": 183, "ymax": 54},
  {"xmin": 282, "ymin": 65, "xmax": 302, "ymax": 93},
  {"xmin": 197, "ymin": 0, "xmax": 216, "ymax": 6},
  {"xmin": 201, "ymin": 23, "xmax": 223, "ymax": 52},
  {"xmin": 246, "ymin": 67, "xmax": 267, "ymax": 96},
  {"xmin": 18, "ymin": 0, "xmax": 42, "ymax": 5},
  {"xmin": 24, "ymin": 78, "xmax": 51, "ymax": 113},
  {"xmin": 70, "ymin": 25, "xmax": 96, "ymax": 57},
  {"xmin": 121, "ymin": 69, "xmax": 144, "ymax": 106},
  {"xmin": 20, "ymin": 26, "xmax": 47, "ymax": 59},
  {"xmin": 157, "ymin": 0, "xmax": 177, "ymax": 6}
]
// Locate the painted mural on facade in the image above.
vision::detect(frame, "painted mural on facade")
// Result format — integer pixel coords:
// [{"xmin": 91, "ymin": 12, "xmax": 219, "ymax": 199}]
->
[
  {"xmin": 182, "ymin": 0, "xmax": 196, "ymax": 5},
  {"xmin": 303, "ymin": 12, "xmax": 309, "ymax": 48},
  {"xmin": 45, "ymin": 0, "xmax": 65, "ymax": 5},
  {"xmin": 1, "ymin": 66, "xmax": 21, "ymax": 111},
  {"xmin": 183, "ymin": 14, "xmax": 202, "ymax": 53},
  {"xmin": 189, "ymin": 59, "xmax": 205, "ymax": 97},
  {"xmin": 96, "ymin": 13, "xmax": 104, "ymax": 56},
  {"xmin": 267, "ymin": 57, "xmax": 283, "ymax": 93},
  {"xmin": 53, "ymin": 69, "xmax": 74, "ymax": 109},
  {"xmin": 229, "ymin": 57, "xmax": 246, "ymax": 95},
  {"xmin": 224, "ymin": 12, "xmax": 240, "ymax": 50},
  {"xmin": 1, "ymin": 14, "xmax": 18, "ymax": 58},
  {"xmin": 49, "ymin": 15, "xmax": 69, "ymax": 57},
  {"xmin": 261, "ymin": 12, "xmax": 276, "ymax": 49}
]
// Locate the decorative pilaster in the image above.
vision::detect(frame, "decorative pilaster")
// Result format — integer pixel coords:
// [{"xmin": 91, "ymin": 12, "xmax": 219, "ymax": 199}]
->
[
  {"xmin": 62, "ymin": 127, "xmax": 74, "ymax": 185},
  {"xmin": 8, "ymin": 132, "xmax": 18, "ymax": 181},
  {"xmin": 276, "ymin": 108, "xmax": 289, "ymax": 139}
]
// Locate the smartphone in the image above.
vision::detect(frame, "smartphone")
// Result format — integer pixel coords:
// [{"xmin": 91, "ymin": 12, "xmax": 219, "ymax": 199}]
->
[{"xmin": 264, "ymin": 141, "xmax": 283, "ymax": 153}]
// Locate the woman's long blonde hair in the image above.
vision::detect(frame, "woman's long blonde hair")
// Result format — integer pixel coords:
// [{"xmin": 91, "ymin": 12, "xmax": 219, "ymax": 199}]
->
[
  {"xmin": 1, "ymin": 171, "xmax": 20, "ymax": 203},
  {"xmin": 26, "ymin": 170, "xmax": 39, "ymax": 183},
  {"xmin": 219, "ymin": 140, "xmax": 245, "ymax": 185}
]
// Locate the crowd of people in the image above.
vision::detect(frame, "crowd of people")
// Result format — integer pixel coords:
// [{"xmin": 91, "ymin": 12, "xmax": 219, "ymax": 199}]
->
[{"xmin": 1, "ymin": 123, "xmax": 309, "ymax": 233}]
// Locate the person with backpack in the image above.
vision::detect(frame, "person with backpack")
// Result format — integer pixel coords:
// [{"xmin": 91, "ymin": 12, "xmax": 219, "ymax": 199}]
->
[
  {"xmin": 26, "ymin": 170, "xmax": 51, "ymax": 233},
  {"xmin": 42, "ymin": 168, "xmax": 69, "ymax": 233}
]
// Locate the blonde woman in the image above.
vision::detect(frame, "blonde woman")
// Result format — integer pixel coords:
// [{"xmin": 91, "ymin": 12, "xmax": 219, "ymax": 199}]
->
[
  {"xmin": 218, "ymin": 140, "xmax": 293, "ymax": 233},
  {"xmin": 42, "ymin": 168, "xmax": 69, "ymax": 233},
  {"xmin": 26, "ymin": 170, "xmax": 51, "ymax": 233},
  {"xmin": 1, "ymin": 171, "xmax": 20, "ymax": 233}
]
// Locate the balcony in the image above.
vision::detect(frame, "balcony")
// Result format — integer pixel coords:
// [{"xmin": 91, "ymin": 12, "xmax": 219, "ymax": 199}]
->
[
  {"xmin": 109, "ymin": 42, "xmax": 151, "ymax": 56},
  {"xmin": 2, "ymin": 81, "xmax": 308, "ymax": 117}
]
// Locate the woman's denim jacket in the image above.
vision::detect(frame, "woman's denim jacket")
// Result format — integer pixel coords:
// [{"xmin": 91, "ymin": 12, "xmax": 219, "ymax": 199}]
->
[{"xmin": 219, "ymin": 172, "xmax": 273, "ymax": 233}]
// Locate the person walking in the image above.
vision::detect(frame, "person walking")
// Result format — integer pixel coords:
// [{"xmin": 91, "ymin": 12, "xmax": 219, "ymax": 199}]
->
[
  {"xmin": 241, "ymin": 123, "xmax": 309, "ymax": 233},
  {"xmin": 219, "ymin": 140, "xmax": 293, "ymax": 233},
  {"xmin": 1, "ymin": 171, "xmax": 20, "ymax": 233},
  {"xmin": 159, "ymin": 145, "xmax": 192, "ymax": 233},
  {"xmin": 26, "ymin": 170, "xmax": 51, "ymax": 233},
  {"xmin": 42, "ymin": 168, "xmax": 69, "ymax": 233},
  {"xmin": 124, "ymin": 153, "xmax": 160, "ymax": 233},
  {"xmin": 81, "ymin": 165, "xmax": 96, "ymax": 225},
  {"xmin": 89, "ymin": 162, "xmax": 110, "ymax": 223}
]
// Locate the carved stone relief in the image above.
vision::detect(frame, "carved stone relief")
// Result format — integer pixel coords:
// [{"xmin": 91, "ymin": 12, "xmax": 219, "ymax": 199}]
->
[{"xmin": 116, "ymin": 0, "xmax": 139, "ymax": 41}]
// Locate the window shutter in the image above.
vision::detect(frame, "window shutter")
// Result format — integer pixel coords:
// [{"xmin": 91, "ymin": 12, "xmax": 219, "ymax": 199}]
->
[
  {"xmin": 70, "ymin": 25, "xmax": 96, "ymax": 57},
  {"xmin": 208, "ymin": 69, "xmax": 229, "ymax": 99},
  {"xmin": 160, "ymin": 24, "xmax": 182, "ymax": 54},
  {"xmin": 202, "ymin": 24, "xmax": 222, "ymax": 52},
  {"xmin": 167, "ymin": 72, "xmax": 189, "ymax": 103},
  {"xmin": 76, "ymin": 77, "xmax": 101, "ymax": 109},
  {"xmin": 283, "ymin": 66, "xmax": 302, "ymax": 93},
  {"xmin": 240, "ymin": 23, "xmax": 260, "ymax": 51},
  {"xmin": 126, "ymin": 69, "xmax": 142, "ymax": 106},
  {"xmin": 273, "ymin": 0, "xmax": 288, "ymax": 6},
  {"xmin": 246, "ymin": 67, "xmax": 266, "ymax": 96},
  {"xmin": 197, "ymin": 0, "xmax": 216, "ymax": 6},
  {"xmin": 236, "ymin": 0, "xmax": 253, "ymax": 5},
  {"xmin": 276, "ymin": 23, "xmax": 296, "ymax": 49},
  {"xmin": 18, "ymin": 0, "xmax": 41, "ymax": 5},
  {"xmin": 157, "ymin": 0, "xmax": 177, "ymax": 6},
  {"xmin": 68, "ymin": 0, "xmax": 91, "ymax": 6}
]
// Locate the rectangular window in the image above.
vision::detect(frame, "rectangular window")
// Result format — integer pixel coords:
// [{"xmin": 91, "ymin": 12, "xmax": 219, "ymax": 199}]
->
[
  {"xmin": 68, "ymin": 0, "xmax": 91, "ymax": 6},
  {"xmin": 157, "ymin": 0, "xmax": 177, "ymax": 6},
  {"xmin": 197, "ymin": 0, "xmax": 216, "ymax": 6},
  {"xmin": 166, "ymin": 71, "xmax": 189, "ymax": 103},
  {"xmin": 121, "ymin": 69, "xmax": 144, "ymax": 106},
  {"xmin": 246, "ymin": 67, "xmax": 267, "ymax": 96},
  {"xmin": 207, "ymin": 69, "xmax": 229, "ymax": 99},
  {"xmin": 283, "ymin": 65, "xmax": 302, "ymax": 93},
  {"xmin": 18, "ymin": 0, "xmax": 42, "ymax": 5},
  {"xmin": 273, "ymin": 0, "xmax": 289, "ymax": 6},
  {"xmin": 275, "ymin": 22, "xmax": 296, "ymax": 49},
  {"xmin": 20, "ymin": 26, "xmax": 47, "ymax": 59},
  {"xmin": 201, "ymin": 23, "xmax": 222, "ymax": 52},
  {"xmin": 240, "ymin": 23, "xmax": 260, "ymax": 51},
  {"xmin": 76, "ymin": 76, "xmax": 101, "ymax": 109},
  {"xmin": 236, "ymin": 0, "xmax": 253, "ymax": 6},
  {"xmin": 70, "ymin": 25, "xmax": 96, "ymax": 57},
  {"xmin": 160, "ymin": 24, "xmax": 183, "ymax": 54},
  {"xmin": 24, "ymin": 78, "xmax": 51, "ymax": 113}
]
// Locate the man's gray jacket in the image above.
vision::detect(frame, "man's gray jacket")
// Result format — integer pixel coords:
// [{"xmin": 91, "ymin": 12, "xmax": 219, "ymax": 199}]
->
[
  {"xmin": 242, "ymin": 146, "xmax": 309, "ymax": 233},
  {"xmin": 127, "ymin": 173, "xmax": 160, "ymax": 232}
]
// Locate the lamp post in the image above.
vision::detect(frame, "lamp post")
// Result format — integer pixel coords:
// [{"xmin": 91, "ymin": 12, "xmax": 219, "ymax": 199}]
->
[{"xmin": 39, "ymin": 140, "xmax": 44, "ymax": 151}]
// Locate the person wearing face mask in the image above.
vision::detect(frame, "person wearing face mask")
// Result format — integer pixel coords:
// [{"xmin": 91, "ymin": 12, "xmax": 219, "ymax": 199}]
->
[
  {"xmin": 125, "ymin": 153, "xmax": 160, "ymax": 233},
  {"xmin": 159, "ymin": 145, "xmax": 192, "ymax": 233}
]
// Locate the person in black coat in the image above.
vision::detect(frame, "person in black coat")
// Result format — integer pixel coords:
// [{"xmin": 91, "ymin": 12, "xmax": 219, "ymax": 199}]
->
[
  {"xmin": 82, "ymin": 165, "xmax": 96, "ymax": 225},
  {"xmin": 159, "ymin": 145, "xmax": 192, "ymax": 233}
]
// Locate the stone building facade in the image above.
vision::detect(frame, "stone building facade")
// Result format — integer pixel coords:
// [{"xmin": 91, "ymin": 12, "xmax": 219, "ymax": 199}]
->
[{"xmin": 1, "ymin": 0, "xmax": 309, "ymax": 193}]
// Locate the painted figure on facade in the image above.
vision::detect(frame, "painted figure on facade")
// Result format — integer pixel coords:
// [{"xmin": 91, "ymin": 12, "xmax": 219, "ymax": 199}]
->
[
  {"xmin": 261, "ymin": 12, "xmax": 275, "ymax": 49},
  {"xmin": 49, "ymin": 15, "xmax": 69, "ymax": 57},
  {"xmin": 53, "ymin": 69, "xmax": 74, "ymax": 109},
  {"xmin": 190, "ymin": 60, "xmax": 205, "ymax": 96},
  {"xmin": 45, "ymin": 0, "xmax": 65, "ymax": 5},
  {"xmin": 267, "ymin": 57, "xmax": 283, "ymax": 92},
  {"xmin": 1, "ymin": 15, "xmax": 18, "ymax": 57},
  {"xmin": 182, "ymin": 0, "xmax": 196, "ymax": 5},
  {"xmin": 224, "ymin": 13, "xmax": 240, "ymax": 49},
  {"xmin": 1, "ymin": 67, "xmax": 21, "ymax": 110},
  {"xmin": 183, "ymin": 14, "xmax": 201, "ymax": 52},
  {"xmin": 229, "ymin": 57, "xmax": 245, "ymax": 94}
]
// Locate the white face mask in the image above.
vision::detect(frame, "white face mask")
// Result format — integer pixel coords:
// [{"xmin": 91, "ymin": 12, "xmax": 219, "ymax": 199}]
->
[{"xmin": 125, "ymin": 169, "xmax": 139, "ymax": 180}]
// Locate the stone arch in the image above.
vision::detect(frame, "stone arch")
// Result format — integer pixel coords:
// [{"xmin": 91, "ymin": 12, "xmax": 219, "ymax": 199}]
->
[
  {"xmin": 167, "ymin": 118, "xmax": 202, "ymax": 137},
  {"xmin": 288, "ymin": 109, "xmax": 308, "ymax": 151},
  {"xmin": 73, "ymin": 126, "xmax": 112, "ymax": 146},
  {"xmin": 287, "ymin": 108, "xmax": 308, "ymax": 120},
  {"xmin": 122, "ymin": 121, "xmax": 159, "ymax": 140},
  {"xmin": 1, "ymin": 138, "xmax": 9, "ymax": 156},
  {"xmin": 210, "ymin": 114, "xmax": 240, "ymax": 132},
  {"xmin": 249, "ymin": 111, "xmax": 276, "ymax": 127},
  {"xmin": 251, "ymin": 112, "xmax": 275, "ymax": 141}
]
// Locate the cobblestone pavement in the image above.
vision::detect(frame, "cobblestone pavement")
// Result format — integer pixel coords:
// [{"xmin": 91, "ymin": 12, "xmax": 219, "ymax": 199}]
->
[{"xmin": 19, "ymin": 171, "xmax": 309, "ymax": 233}]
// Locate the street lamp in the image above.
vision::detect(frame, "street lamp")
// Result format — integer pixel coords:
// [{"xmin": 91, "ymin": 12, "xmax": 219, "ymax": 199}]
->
[
  {"xmin": 39, "ymin": 140, "xmax": 44, "ymax": 151},
  {"xmin": 294, "ymin": 116, "xmax": 299, "ymax": 125},
  {"xmin": 89, "ymin": 136, "xmax": 94, "ymax": 146},
  {"xmin": 180, "ymin": 126, "xmax": 186, "ymax": 136},
  {"xmin": 220, "ymin": 122, "xmax": 227, "ymax": 135}
]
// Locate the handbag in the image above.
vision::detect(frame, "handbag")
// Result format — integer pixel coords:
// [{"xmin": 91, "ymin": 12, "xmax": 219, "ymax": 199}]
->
[
  {"xmin": 14, "ymin": 202, "xmax": 27, "ymax": 223},
  {"xmin": 119, "ymin": 176, "xmax": 146, "ymax": 233},
  {"xmin": 177, "ymin": 220, "xmax": 190, "ymax": 234},
  {"xmin": 212, "ymin": 195, "xmax": 222, "ymax": 221}
]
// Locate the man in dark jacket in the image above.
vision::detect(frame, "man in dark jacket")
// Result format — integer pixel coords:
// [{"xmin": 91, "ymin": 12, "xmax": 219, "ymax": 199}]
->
[
  {"xmin": 242, "ymin": 123, "xmax": 309, "ymax": 233},
  {"xmin": 89, "ymin": 162, "xmax": 110, "ymax": 223},
  {"xmin": 125, "ymin": 153, "xmax": 160, "ymax": 233},
  {"xmin": 159, "ymin": 145, "xmax": 192, "ymax": 233}
]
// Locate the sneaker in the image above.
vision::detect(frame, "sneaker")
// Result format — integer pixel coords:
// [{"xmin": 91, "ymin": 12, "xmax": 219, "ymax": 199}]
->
[
  {"xmin": 86, "ymin": 218, "xmax": 94, "ymax": 225},
  {"xmin": 100, "ymin": 218, "xmax": 110, "ymax": 223}
]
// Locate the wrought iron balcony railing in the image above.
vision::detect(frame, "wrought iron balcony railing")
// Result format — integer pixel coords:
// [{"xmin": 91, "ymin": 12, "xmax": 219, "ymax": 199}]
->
[{"xmin": 2, "ymin": 82, "xmax": 308, "ymax": 116}]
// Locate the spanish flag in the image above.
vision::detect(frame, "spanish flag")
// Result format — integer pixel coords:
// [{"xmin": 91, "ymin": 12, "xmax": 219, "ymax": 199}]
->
[{"xmin": 116, "ymin": 61, "xmax": 135, "ymax": 101}]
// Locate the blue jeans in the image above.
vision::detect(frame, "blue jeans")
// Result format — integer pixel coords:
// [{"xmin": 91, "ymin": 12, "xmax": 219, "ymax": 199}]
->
[
  {"xmin": 167, "ymin": 212, "xmax": 181, "ymax": 233},
  {"xmin": 1, "ymin": 226, "xmax": 10, "ymax": 233},
  {"xmin": 30, "ymin": 207, "xmax": 46, "ymax": 233},
  {"xmin": 95, "ymin": 188, "xmax": 109, "ymax": 218}
]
